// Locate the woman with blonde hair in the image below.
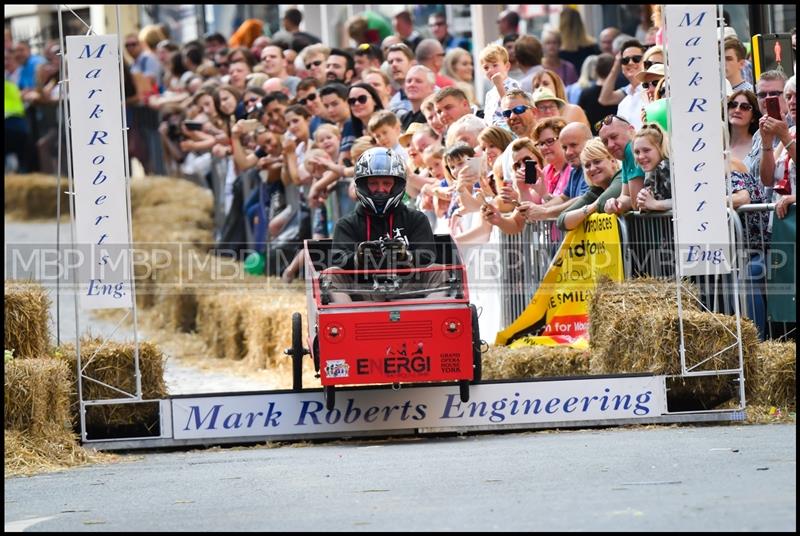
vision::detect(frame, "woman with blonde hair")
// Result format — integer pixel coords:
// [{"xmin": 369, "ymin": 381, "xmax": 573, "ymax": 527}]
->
[
  {"xmin": 558, "ymin": 7, "xmax": 600, "ymax": 75},
  {"xmin": 557, "ymin": 138, "xmax": 622, "ymax": 231},
  {"xmin": 442, "ymin": 48, "xmax": 477, "ymax": 104},
  {"xmin": 531, "ymin": 69, "xmax": 590, "ymax": 128}
]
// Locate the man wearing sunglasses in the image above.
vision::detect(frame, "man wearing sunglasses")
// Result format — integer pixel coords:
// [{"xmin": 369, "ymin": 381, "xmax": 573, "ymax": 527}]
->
[
  {"xmin": 746, "ymin": 70, "xmax": 791, "ymax": 183},
  {"xmin": 598, "ymin": 39, "xmax": 647, "ymax": 129}
]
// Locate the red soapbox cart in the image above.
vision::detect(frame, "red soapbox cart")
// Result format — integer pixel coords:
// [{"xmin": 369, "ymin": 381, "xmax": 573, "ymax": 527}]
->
[{"xmin": 286, "ymin": 235, "xmax": 483, "ymax": 410}]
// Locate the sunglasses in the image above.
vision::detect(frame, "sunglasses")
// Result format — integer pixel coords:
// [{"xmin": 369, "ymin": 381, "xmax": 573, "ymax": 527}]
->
[
  {"xmin": 305, "ymin": 59, "xmax": 323, "ymax": 70},
  {"xmin": 536, "ymin": 137, "xmax": 557, "ymax": 149},
  {"xmin": 501, "ymin": 105, "xmax": 531, "ymax": 118},
  {"xmin": 215, "ymin": 61, "xmax": 229, "ymax": 68},
  {"xmin": 641, "ymin": 80, "xmax": 659, "ymax": 90},
  {"xmin": 298, "ymin": 93, "xmax": 317, "ymax": 106},
  {"xmin": 621, "ymin": 55, "xmax": 643, "ymax": 65},
  {"xmin": 594, "ymin": 114, "xmax": 630, "ymax": 132},
  {"xmin": 643, "ymin": 60, "xmax": 662, "ymax": 70},
  {"xmin": 125, "ymin": 42, "xmax": 138, "ymax": 48},
  {"xmin": 513, "ymin": 157, "xmax": 533, "ymax": 171},
  {"xmin": 727, "ymin": 101, "xmax": 753, "ymax": 111},
  {"xmin": 348, "ymin": 94, "xmax": 370, "ymax": 106},
  {"xmin": 756, "ymin": 90, "xmax": 782, "ymax": 99}
]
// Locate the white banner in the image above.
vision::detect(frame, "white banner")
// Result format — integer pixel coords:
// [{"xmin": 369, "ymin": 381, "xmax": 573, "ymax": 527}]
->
[
  {"xmin": 66, "ymin": 35, "xmax": 133, "ymax": 309},
  {"xmin": 172, "ymin": 376, "xmax": 667, "ymax": 440},
  {"xmin": 664, "ymin": 6, "xmax": 732, "ymax": 276}
]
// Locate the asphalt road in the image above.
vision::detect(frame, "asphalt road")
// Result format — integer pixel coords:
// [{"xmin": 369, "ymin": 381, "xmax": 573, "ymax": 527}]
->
[{"xmin": 4, "ymin": 423, "xmax": 796, "ymax": 532}]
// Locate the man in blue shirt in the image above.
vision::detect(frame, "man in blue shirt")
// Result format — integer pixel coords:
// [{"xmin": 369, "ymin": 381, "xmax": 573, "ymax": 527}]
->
[{"xmin": 427, "ymin": 12, "xmax": 471, "ymax": 53}]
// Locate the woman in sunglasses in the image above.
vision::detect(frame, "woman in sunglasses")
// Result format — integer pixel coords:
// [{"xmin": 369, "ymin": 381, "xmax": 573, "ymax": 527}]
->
[
  {"xmin": 530, "ymin": 117, "xmax": 570, "ymax": 205},
  {"xmin": 345, "ymin": 82, "xmax": 384, "ymax": 139},
  {"xmin": 727, "ymin": 90, "xmax": 761, "ymax": 161}
]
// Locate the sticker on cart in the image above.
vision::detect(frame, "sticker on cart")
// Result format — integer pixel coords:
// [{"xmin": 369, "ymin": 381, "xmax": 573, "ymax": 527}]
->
[{"xmin": 325, "ymin": 360, "xmax": 350, "ymax": 378}]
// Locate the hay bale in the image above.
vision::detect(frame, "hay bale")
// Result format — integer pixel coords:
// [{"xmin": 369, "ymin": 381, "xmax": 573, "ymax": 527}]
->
[
  {"xmin": 4, "ymin": 358, "xmax": 72, "ymax": 435},
  {"xmin": 243, "ymin": 291, "xmax": 307, "ymax": 371},
  {"xmin": 58, "ymin": 338, "xmax": 168, "ymax": 429},
  {"xmin": 482, "ymin": 345, "xmax": 591, "ymax": 380},
  {"xmin": 590, "ymin": 309, "xmax": 760, "ymax": 377},
  {"xmin": 4, "ymin": 280, "xmax": 51, "ymax": 359},
  {"xmin": 4, "ymin": 173, "xmax": 71, "ymax": 220},
  {"xmin": 130, "ymin": 175, "xmax": 213, "ymax": 213},
  {"xmin": 589, "ymin": 276, "xmax": 700, "ymax": 355},
  {"xmin": 749, "ymin": 340, "xmax": 796, "ymax": 408}
]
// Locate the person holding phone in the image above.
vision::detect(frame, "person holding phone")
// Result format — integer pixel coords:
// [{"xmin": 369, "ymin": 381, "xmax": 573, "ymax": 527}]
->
[
  {"xmin": 747, "ymin": 70, "xmax": 789, "ymax": 185},
  {"xmin": 759, "ymin": 74, "xmax": 796, "ymax": 217}
]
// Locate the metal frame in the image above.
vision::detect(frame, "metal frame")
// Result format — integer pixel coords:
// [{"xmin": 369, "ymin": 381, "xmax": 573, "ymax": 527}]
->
[{"xmin": 57, "ymin": 5, "xmax": 149, "ymax": 444}]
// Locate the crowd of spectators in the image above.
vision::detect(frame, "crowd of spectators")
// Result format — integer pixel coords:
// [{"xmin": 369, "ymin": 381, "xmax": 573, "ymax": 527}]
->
[{"xmin": 4, "ymin": 8, "xmax": 796, "ymax": 338}]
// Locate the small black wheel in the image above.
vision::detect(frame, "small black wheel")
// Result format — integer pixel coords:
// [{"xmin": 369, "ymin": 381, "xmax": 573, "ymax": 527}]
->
[
  {"xmin": 312, "ymin": 334, "xmax": 320, "ymax": 373},
  {"xmin": 470, "ymin": 305, "xmax": 482, "ymax": 383},
  {"xmin": 291, "ymin": 313, "xmax": 303, "ymax": 391},
  {"xmin": 459, "ymin": 380, "xmax": 470, "ymax": 403},
  {"xmin": 324, "ymin": 385, "xmax": 336, "ymax": 410}
]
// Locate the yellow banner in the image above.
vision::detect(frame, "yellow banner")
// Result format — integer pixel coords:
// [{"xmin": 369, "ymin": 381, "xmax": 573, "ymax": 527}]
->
[{"xmin": 495, "ymin": 214, "xmax": 624, "ymax": 348}]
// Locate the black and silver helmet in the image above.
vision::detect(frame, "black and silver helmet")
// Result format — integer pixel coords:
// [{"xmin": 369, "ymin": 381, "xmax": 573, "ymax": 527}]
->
[{"xmin": 353, "ymin": 147, "xmax": 407, "ymax": 216}]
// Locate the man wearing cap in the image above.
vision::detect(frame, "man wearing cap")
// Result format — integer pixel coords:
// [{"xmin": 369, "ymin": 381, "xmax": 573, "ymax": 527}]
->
[
  {"xmin": 532, "ymin": 87, "xmax": 567, "ymax": 120},
  {"xmin": 633, "ymin": 62, "xmax": 665, "ymax": 123},
  {"xmin": 402, "ymin": 65, "xmax": 437, "ymax": 130}
]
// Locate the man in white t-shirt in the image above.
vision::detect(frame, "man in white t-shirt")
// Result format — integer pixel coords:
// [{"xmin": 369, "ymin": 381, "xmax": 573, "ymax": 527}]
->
[{"xmin": 597, "ymin": 39, "xmax": 646, "ymax": 129}]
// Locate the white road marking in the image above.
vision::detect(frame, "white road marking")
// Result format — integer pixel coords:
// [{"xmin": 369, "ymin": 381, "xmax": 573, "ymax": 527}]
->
[{"xmin": 5, "ymin": 516, "xmax": 55, "ymax": 532}]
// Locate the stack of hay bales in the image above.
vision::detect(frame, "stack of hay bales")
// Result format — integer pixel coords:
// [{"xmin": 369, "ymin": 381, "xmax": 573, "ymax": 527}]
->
[
  {"xmin": 4, "ymin": 280, "xmax": 50, "ymax": 359},
  {"xmin": 4, "ymin": 173, "xmax": 71, "ymax": 220}
]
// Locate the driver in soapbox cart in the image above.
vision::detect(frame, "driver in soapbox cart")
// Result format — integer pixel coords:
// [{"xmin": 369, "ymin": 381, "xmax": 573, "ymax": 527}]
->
[{"xmin": 288, "ymin": 147, "xmax": 482, "ymax": 410}]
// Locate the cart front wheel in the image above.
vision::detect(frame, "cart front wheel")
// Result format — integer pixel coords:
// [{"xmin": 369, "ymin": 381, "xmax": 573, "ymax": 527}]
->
[
  {"xmin": 324, "ymin": 385, "xmax": 336, "ymax": 410},
  {"xmin": 459, "ymin": 380, "xmax": 470, "ymax": 403},
  {"xmin": 291, "ymin": 313, "xmax": 304, "ymax": 391}
]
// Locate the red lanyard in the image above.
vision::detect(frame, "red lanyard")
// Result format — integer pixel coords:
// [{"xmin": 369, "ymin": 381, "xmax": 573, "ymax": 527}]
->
[{"xmin": 366, "ymin": 213, "xmax": 393, "ymax": 242}]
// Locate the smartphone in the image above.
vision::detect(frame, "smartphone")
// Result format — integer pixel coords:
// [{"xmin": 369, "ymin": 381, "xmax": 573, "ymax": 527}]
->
[
  {"xmin": 765, "ymin": 96, "xmax": 782, "ymax": 120},
  {"xmin": 464, "ymin": 156, "xmax": 483, "ymax": 177},
  {"xmin": 239, "ymin": 118, "xmax": 259, "ymax": 133},
  {"xmin": 254, "ymin": 146, "xmax": 268, "ymax": 159},
  {"xmin": 183, "ymin": 120, "xmax": 204, "ymax": 131},
  {"xmin": 524, "ymin": 160, "xmax": 538, "ymax": 185}
]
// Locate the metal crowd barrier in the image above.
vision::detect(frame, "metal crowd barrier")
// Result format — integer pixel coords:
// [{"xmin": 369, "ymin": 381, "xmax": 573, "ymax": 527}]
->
[{"xmin": 497, "ymin": 204, "xmax": 795, "ymax": 340}]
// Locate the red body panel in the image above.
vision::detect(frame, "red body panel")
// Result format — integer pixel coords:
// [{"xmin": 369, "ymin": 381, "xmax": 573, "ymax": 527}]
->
[{"xmin": 318, "ymin": 306, "xmax": 474, "ymax": 386}]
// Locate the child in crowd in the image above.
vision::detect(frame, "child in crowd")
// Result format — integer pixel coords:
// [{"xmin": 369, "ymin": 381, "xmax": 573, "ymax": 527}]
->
[
  {"xmin": 479, "ymin": 44, "xmax": 521, "ymax": 129},
  {"xmin": 367, "ymin": 110, "xmax": 408, "ymax": 161},
  {"xmin": 633, "ymin": 123, "xmax": 672, "ymax": 212}
]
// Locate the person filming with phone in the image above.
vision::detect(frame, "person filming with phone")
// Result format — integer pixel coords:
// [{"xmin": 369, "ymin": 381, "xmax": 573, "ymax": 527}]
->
[{"xmin": 758, "ymin": 73, "xmax": 796, "ymax": 218}]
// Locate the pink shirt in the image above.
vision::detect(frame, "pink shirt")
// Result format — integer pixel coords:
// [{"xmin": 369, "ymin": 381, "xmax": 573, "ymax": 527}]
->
[{"xmin": 543, "ymin": 162, "xmax": 572, "ymax": 197}]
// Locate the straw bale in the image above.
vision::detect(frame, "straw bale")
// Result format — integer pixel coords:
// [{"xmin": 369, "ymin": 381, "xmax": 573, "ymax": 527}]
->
[
  {"xmin": 4, "ymin": 280, "xmax": 51, "ymax": 359},
  {"xmin": 4, "ymin": 358, "xmax": 72, "ymax": 435},
  {"xmin": 590, "ymin": 309, "xmax": 759, "ymax": 377},
  {"xmin": 589, "ymin": 276, "xmax": 700, "ymax": 354},
  {"xmin": 130, "ymin": 175, "xmax": 213, "ymax": 213},
  {"xmin": 5, "ymin": 428, "xmax": 112, "ymax": 478},
  {"xmin": 196, "ymin": 294, "xmax": 228, "ymax": 358},
  {"xmin": 243, "ymin": 292, "xmax": 308, "ymax": 371},
  {"xmin": 482, "ymin": 345, "xmax": 591, "ymax": 380},
  {"xmin": 133, "ymin": 205, "xmax": 214, "ymax": 232},
  {"xmin": 748, "ymin": 340, "xmax": 796, "ymax": 408},
  {"xmin": 4, "ymin": 173, "xmax": 71, "ymax": 220},
  {"xmin": 58, "ymin": 338, "xmax": 168, "ymax": 428}
]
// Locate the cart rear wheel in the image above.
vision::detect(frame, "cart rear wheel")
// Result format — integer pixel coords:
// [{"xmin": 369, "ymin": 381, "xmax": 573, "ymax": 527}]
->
[
  {"xmin": 459, "ymin": 380, "xmax": 470, "ymax": 403},
  {"xmin": 324, "ymin": 385, "xmax": 336, "ymax": 410},
  {"xmin": 470, "ymin": 305, "xmax": 482, "ymax": 383},
  {"xmin": 291, "ymin": 313, "xmax": 303, "ymax": 391}
]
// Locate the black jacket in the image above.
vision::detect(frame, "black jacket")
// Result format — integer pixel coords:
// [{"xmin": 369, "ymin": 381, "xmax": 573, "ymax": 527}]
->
[{"xmin": 331, "ymin": 203, "xmax": 436, "ymax": 270}]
